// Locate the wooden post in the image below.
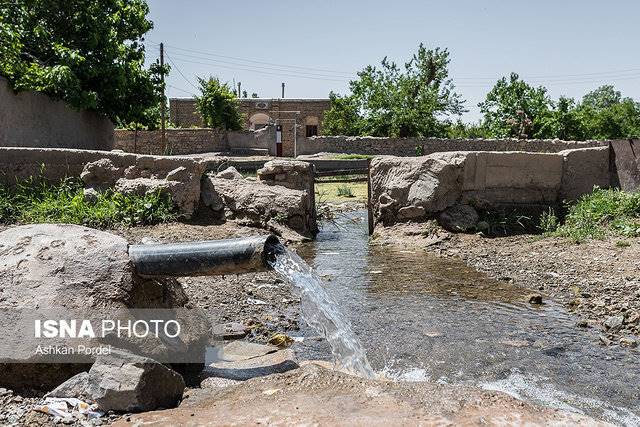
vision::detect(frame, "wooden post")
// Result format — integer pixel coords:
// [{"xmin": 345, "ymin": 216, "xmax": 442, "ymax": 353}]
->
[
  {"xmin": 367, "ymin": 158, "xmax": 374, "ymax": 235},
  {"xmin": 160, "ymin": 42, "xmax": 167, "ymax": 154}
]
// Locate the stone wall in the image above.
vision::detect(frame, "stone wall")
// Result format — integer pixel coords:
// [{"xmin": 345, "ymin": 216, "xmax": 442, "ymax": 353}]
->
[
  {"xmin": 114, "ymin": 126, "xmax": 275, "ymax": 156},
  {"xmin": 0, "ymin": 77, "xmax": 114, "ymax": 150},
  {"xmin": 298, "ymin": 135, "xmax": 608, "ymax": 157},
  {"xmin": 0, "ymin": 147, "xmax": 209, "ymax": 187},
  {"xmin": 370, "ymin": 147, "xmax": 611, "ymax": 228},
  {"xmin": 114, "ymin": 129, "xmax": 227, "ymax": 155}
]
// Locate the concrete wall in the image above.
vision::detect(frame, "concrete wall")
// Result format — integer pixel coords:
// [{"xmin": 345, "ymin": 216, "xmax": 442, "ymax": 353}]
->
[
  {"xmin": 370, "ymin": 146, "xmax": 611, "ymax": 227},
  {"xmin": 0, "ymin": 77, "xmax": 114, "ymax": 150},
  {"xmin": 298, "ymin": 135, "xmax": 607, "ymax": 157}
]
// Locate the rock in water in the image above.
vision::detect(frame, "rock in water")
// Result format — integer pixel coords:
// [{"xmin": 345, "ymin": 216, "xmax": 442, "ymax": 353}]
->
[{"xmin": 0, "ymin": 224, "xmax": 209, "ymax": 391}]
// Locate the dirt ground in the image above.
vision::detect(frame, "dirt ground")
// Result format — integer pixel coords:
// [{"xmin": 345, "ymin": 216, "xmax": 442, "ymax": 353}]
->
[
  {"xmin": 373, "ymin": 221, "xmax": 640, "ymax": 346},
  {"xmin": 116, "ymin": 363, "xmax": 607, "ymax": 427}
]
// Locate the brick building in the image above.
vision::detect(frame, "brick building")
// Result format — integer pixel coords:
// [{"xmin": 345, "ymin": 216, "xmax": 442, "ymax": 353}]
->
[{"xmin": 169, "ymin": 98, "xmax": 330, "ymax": 157}]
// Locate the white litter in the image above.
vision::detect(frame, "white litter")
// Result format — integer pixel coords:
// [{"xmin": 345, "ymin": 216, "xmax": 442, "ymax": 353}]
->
[{"xmin": 34, "ymin": 397, "xmax": 103, "ymax": 420}]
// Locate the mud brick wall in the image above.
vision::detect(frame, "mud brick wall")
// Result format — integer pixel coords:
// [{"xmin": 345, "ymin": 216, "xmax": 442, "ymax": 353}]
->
[
  {"xmin": 0, "ymin": 77, "xmax": 114, "ymax": 150},
  {"xmin": 114, "ymin": 129, "xmax": 227, "ymax": 155}
]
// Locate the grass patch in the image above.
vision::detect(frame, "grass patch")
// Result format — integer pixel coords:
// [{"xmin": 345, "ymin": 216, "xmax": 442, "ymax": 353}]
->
[
  {"xmin": 549, "ymin": 188, "xmax": 640, "ymax": 242},
  {"xmin": 331, "ymin": 154, "xmax": 373, "ymax": 160},
  {"xmin": 315, "ymin": 181, "xmax": 367, "ymax": 203},
  {"xmin": 0, "ymin": 177, "xmax": 177, "ymax": 228},
  {"xmin": 336, "ymin": 185, "xmax": 355, "ymax": 198}
]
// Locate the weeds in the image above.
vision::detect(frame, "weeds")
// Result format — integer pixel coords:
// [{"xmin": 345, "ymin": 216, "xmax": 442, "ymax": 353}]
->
[
  {"xmin": 552, "ymin": 188, "xmax": 640, "ymax": 242},
  {"xmin": 336, "ymin": 185, "xmax": 355, "ymax": 198},
  {"xmin": 0, "ymin": 177, "xmax": 176, "ymax": 228},
  {"xmin": 538, "ymin": 207, "xmax": 559, "ymax": 233},
  {"xmin": 332, "ymin": 154, "xmax": 373, "ymax": 160}
]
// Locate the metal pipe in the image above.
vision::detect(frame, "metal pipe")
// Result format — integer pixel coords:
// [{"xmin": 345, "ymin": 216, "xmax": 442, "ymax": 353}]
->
[{"xmin": 129, "ymin": 235, "xmax": 282, "ymax": 278}]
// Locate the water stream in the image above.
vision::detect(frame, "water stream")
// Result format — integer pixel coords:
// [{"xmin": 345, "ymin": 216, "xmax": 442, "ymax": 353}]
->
[
  {"xmin": 269, "ymin": 246, "xmax": 375, "ymax": 378},
  {"xmin": 286, "ymin": 210, "xmax": 640, "ymax": 426}
]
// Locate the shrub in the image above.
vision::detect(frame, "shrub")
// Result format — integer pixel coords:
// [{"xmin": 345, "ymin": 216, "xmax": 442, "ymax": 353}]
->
[
  {"xmin": 554, "ymin": 188, "xmax": 640, "ymax": 242},
  {"xmin": 336, "ymin": 185, "xmax": 355, "ymax": 198},
  {"xmin": 0, "ymin": 177, "xmax": 176, "ymax": 228}
]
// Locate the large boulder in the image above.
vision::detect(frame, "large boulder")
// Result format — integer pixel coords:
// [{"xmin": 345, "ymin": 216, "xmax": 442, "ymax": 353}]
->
[
  {"xmin": 50, "ymin": 350, "xmax": 185, "ymax": 412},
  {"xmin": 370, "ymin": 153, "xmax": 466, "ymax": 226},
  {"xmin": 0, "ymin": 224, "xmax": 209, "ymax": 391},
  {"xmin": 257, "ymin": 160, "xmax": 314, "ymax": 193},
  {"xmin": 81, "ymin": 159, "xmax": 204, "ymax": 218},
  {"xmin": 201, "ymin": 175, "xmax": 317, "ymax": 238}
]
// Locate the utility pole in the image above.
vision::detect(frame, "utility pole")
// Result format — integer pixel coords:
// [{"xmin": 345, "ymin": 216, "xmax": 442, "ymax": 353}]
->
[
  {"xmin": 281, "ymin": 82, "xmax": 285, "ymax": 99},
  {"xmin": 238, "ymin": 82, "xmax": 241, "ymax": 98},
  {"xmin": 160, "ymin": 42, "xmax": 167, "ymax": 154}
]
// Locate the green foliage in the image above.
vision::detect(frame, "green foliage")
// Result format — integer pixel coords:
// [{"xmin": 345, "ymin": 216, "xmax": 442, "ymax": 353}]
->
[
  {"xmin": 0, "ymin": 0, "xmax": 166, "ymax": 128},
  {"xmin": 323, "ymin": 44, "xmax": 465, "ymax": 137},
  {"xmin": 538, "ymin": 207, "xmax": 559, "ymax": 233},
  {"xmin": 478, "ymin": 73, "xmax": 552, "ymax": 139},
  {"xmin": 195, "ymin": 77, "xmax": 244, "ymax": 130},
  {"xmin": 447, "ymin": 120, "xmax": 491, "ymax": 139},
  {"xmin": 0, "ymin": 177, "xmax": 176, "ymax": 228},
  {"xmin": 336, "ymin": 185, "xmax": 355, "ymax": 198},
  {"xmin": 476, "ymin": 208, "xmax": 535, "ymax": 236},
  {"xmin": 553, "ymin": 188, "xmax": 640, "ymax": 242},
  {"xmin": 477, "ymin": 77, "xmax": 640, "ymax": 140}
]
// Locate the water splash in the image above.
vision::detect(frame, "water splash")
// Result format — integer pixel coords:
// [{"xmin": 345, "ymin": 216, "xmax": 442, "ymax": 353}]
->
[{"xmin": 269, "ymin": 246, "xmax": 375, "ymax": 378}]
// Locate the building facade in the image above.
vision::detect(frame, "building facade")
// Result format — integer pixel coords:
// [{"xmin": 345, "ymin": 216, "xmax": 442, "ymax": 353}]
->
[{"xmin": 169, "ymin": 98, "xmax": 330, "ymax": 157}]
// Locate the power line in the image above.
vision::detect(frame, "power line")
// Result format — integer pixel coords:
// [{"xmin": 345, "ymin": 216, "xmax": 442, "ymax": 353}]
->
[
  {"xmin": 147, "ymin": 40, "xmax": 354, "ymax": 76},
  {"xmin": 168, "ymin": 55, "xmax": 350, "ymax": 83},
  {"xmin": 166, "ymin": 53, "xmax": 200, "ymax": 90},
  {"xmin": 166, "ymin": 84, "xmax": 196, "ymax": 97},
  {"xmin": 169, "ymin": 51, "xmax": 358, "ymax": 80}
]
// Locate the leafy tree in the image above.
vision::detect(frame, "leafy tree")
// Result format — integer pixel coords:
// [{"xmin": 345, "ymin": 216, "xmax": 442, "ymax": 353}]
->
[
  {"xmin": 479, "ymin": 73, "xmax": 552, "ymax": 139},
  {"xmin": 538, "ymin": 96, "xmax": 584, "ymax": 140},
  {"xmin": 0, "ymin": 0, "xmax": 166, "ymax": 128},
  {"xmin": 447, "ymin": 120, "xmax": 491, "ymax": 139},
  {"xmin": 323, "ymin": 44, "xmax": 466, "ymax": 137},
  {"xmin": 575, "ymin": 86, "xmax": 640, "ymax": 139},
  {"xmin": 195, "ymin": 77, "xmax": 243, "ymax": 130}
]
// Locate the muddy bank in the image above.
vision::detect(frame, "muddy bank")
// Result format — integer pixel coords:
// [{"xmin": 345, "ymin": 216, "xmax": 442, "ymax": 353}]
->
[
  {"xmin": 116, "ymin": 363, "xmax": 606, "ymax": 426},
  {"xmin": 373, "ymin": 221, "xmax": 640, "ymax": 345}
]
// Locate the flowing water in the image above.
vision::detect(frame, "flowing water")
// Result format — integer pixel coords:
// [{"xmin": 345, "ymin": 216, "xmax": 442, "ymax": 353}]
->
[
  {"xmin": 269, "ymin": 246, "xmax": 375, "ymax": 378},
  {"xmin": 285, "ymin": 210, "xmax": 640, "ymax": 426}
]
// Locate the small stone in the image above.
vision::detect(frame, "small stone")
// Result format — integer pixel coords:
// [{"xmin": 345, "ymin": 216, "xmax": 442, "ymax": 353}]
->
[
  {"xmin": 527, "ymin": 293, "xmax": 543, "ymax": 305},
  {"xmin": 576, "ymin": 319, "xmax": 589, "ymax": 328},
  {"xmin": 620, "ymin": 337, "xmax": 638, "ymax": 348},
  {"xmin": 599, "ymin": 335, "xmax": 612, "ymax": 346},
  {"xmin": 604, "ymin": 315, "xmax": 624, "ymax": 331}
]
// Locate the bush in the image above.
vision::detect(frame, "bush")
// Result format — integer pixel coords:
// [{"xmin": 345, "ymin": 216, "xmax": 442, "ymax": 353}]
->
[
  {"xmin": 0, "ymin": 177, "xmax": 177, "ymax": 228},
  {"xmin": 336, "ymin": 185, "xmax": 355, "ymax": 198},
  {"xmin": 553, "ymin": 188, "xmax": 640, "ymax": 242}
]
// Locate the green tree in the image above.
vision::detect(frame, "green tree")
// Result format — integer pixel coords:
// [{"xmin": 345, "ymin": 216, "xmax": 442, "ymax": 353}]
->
[
  {"xmin": 479, "ymin": 73, "xmax": 552, "ymax": 139},
  {"xmin": 323, "ymin": 44, "xmax": 466, "ymax": 137},
  {"xmin": 0, "ymin": 0, "xmax": 165, "ymax": 128},
  {"xmin": 575, "ymin": 86, "xmax": 640, "ymax": 139},
  {"xmin": 195, "ymin": 77, "xmax": 243, "ymax": 130},
  {"xmin": 537, "ymin": 97, "xmax": 584, "ymax": 140}
]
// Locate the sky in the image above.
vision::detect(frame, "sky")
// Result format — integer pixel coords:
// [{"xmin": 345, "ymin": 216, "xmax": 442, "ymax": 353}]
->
[{"xmin": 144, "ymin": 0, "xmax": 640, "ymax": 122}]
